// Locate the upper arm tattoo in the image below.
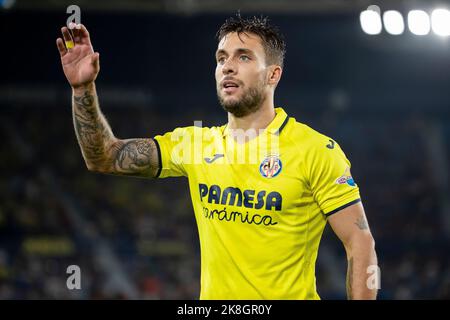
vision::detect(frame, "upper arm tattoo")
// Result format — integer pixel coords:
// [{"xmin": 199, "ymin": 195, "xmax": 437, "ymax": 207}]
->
[
  {"xmin": 112, "ymin": 138, "xmax": 160, "ymax": 178},
  {"xmin": 355, "ymin": 216, "xmax": 369, "ymax": 230}
]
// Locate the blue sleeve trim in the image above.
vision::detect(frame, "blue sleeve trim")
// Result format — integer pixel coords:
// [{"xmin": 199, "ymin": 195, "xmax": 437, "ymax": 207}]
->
[
  {"xmin": 152, "ymin": 138, "xmax": 162, "ymax": 178},
  {"xmin": 324, "ymin": 198, "xmax": 361, "ymax": 217}
]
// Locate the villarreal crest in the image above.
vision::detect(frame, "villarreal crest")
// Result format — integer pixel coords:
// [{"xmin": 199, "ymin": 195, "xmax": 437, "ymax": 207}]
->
[{"xmin": 259, "ymin": 155, "xmax": 282, "ymax": 178}]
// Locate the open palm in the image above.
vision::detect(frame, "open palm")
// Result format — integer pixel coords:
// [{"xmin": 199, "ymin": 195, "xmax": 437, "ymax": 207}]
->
[{"xmin": 57, "ymin": 24, "xmax": 100, "ymax": 88}]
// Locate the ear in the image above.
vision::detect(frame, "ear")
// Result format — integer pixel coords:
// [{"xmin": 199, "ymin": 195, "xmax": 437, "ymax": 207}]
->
[{"xmin": 267, "ymin": 65, "xmax": 282, "ymax": 86}]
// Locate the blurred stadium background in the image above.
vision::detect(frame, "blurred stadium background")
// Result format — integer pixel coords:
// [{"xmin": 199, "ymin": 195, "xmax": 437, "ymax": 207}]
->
[{"xmin": 1, "ymin": 0, "xmax": 449, "ymax": 299}]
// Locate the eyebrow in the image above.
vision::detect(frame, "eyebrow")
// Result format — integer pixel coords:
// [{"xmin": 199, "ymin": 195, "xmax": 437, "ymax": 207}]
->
[{"xmin": 215, "ymin": 48, "xmax": 255, "ymax": 58}]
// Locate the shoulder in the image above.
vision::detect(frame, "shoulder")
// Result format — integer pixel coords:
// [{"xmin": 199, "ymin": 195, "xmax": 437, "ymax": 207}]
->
[
  {"xmin": 283, "ymin": 117, "xmax": 338, "ymax": 153},
  {"xmin": 156, "ymin": 124, "xmax": 225, "ymax": 139}
]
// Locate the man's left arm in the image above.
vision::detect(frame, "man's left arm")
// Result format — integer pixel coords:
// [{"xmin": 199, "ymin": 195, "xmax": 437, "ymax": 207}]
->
[{"xmin": 327, "ymin": 201, "xmax": 379, "ymax": 300}]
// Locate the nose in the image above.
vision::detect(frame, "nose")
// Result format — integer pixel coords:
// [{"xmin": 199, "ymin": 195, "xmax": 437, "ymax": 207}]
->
[{"xmin": 222, "ymin": 59, "xmax": 237, "ymax": 75}]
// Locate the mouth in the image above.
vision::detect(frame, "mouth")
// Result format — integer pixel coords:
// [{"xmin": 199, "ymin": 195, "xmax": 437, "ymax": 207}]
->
[{"xmin": 221, "ymin": 80, "xmax": 240, "ymax": 95}]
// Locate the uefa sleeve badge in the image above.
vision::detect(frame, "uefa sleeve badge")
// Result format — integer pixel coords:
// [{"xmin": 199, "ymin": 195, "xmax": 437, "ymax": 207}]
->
[{"xmin": 335, "ymin": 167, "xmax": 356, "ymax": 187}]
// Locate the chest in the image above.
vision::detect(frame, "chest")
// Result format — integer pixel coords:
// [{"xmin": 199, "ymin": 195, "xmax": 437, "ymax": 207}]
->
[{"xmin": 188, "ymin": 139, "xmax": 310, "ymax": 214}]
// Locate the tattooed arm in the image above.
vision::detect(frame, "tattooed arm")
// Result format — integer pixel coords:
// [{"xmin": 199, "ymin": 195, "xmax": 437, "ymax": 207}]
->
[
  {"xmin": 328, "ymin": 202, "xmax": 379, "ymax": 299},
  {"xmin": 57, "ymin": 24, "xmax": 159, "ymax": 177},
  {"xmin": 72, "ymin": 84, "xmax": 159, "ymax": 177}
]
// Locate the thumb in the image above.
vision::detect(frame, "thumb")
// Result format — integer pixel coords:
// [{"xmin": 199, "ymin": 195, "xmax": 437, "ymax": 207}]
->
[{"xmin": 91, "ymin": 52, "xmax": 100, "ymax": 70}]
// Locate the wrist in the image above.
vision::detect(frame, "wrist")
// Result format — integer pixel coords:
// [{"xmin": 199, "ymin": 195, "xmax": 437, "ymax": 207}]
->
[{"xmin": 72, "ymin": 82, "xmax": 95, "ymax": 96}]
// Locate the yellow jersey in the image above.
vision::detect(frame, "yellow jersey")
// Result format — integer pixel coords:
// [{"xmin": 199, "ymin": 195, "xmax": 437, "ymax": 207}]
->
[{"xmin": 153, "ymin": 107, "xmax": 361, "ymax": 300}]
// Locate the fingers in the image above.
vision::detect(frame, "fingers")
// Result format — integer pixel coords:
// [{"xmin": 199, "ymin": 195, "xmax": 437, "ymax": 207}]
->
[
  {"xmin": 71, "ymin": 23, "xmax": 92, "ymax": 45},
  {"xmin": 56, "ymin": 38, "xmax": 67, "ymax": 57},
  {"xmin": 78, "ymin": 24, "xmax": 90, "ymax": 37},
  {"xmin": 69, "ymin": 23, "xmax": 91, "ymax": 45},
  {"xmin": 61, "ymin": 26, "xmax": 74, "ymax": 51},
  {"xmin": 57, "ymin": 23, "xmax": 92, "ymax": 57},
  {"xmin": 69, "ymin": 22, "xmax": 81, "ymax": 44}
]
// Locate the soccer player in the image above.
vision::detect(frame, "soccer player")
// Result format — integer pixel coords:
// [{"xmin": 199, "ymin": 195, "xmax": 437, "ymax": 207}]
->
[{"xmin": 56, "ymin": 15, "xmax": 378, "ymax": 299}]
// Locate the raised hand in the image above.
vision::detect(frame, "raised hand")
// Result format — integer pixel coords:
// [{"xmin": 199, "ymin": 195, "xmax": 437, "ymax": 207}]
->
[{"xmin": 56, "ymin": 23, "xmax": 100, "ymax": 89}]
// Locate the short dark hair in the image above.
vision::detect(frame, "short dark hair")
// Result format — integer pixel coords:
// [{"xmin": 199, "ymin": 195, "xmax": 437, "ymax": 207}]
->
[{"xmin": 216, "ymin": 14, "xmax": 286, "ymax": 68}]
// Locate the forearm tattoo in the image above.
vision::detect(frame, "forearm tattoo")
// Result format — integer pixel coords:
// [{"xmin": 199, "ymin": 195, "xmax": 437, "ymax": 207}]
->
[
  {"xmin": 346, "ymin": 257, "xmax": 354, "ymax": 300},
  {"xmin": 73, "ymin": 91, "xmax": 114, "ymax": 169},
  {"xmin": 72, "ymin": 91, "xmax": 157, "ymax": 176}
]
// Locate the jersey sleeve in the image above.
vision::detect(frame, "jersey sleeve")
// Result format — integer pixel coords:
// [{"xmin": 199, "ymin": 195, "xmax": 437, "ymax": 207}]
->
[
  {"xmin": 306, "ymin": 137, "xmax": 361, "ymax": 217},
  {"xmin": 153, "ymin": 127, "xmax": 195, "ymax": 178}
]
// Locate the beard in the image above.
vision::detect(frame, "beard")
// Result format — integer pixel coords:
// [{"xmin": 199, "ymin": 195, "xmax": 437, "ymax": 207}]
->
[{"xmin": 217, "ymin": 82, "xmax": 266, "ymax": 118}]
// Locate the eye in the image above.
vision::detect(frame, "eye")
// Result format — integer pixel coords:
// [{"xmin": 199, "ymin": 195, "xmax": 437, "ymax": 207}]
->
[
  {"xmin": 217, "ymin": 56, "xmax": 226, "ymax": 64},
  {"xmin": 240, "ymin": 55, "xmax": 250, "ymax": 61}
]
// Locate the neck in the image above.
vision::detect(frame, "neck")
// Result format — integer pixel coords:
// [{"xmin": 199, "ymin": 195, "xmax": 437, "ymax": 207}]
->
[{"xmin": 227, "ymin": 98, "xmax": 276, "ymax": 132}]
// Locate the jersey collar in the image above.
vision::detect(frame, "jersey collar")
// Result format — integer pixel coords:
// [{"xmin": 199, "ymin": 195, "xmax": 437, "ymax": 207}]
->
[{"xmin": 221, "ymin": 107, "xmax": 289, "ymax": 137}]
